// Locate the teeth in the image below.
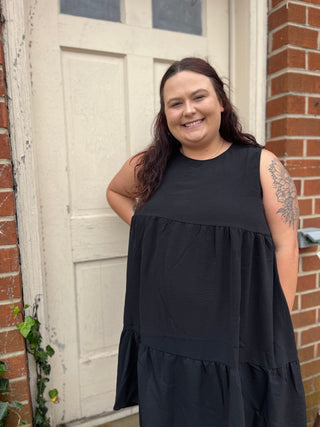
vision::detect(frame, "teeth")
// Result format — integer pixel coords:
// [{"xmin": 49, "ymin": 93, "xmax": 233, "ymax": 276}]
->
[{"xmin": 184, "ymin": 120, "xmax": 202, "ymax": 127}]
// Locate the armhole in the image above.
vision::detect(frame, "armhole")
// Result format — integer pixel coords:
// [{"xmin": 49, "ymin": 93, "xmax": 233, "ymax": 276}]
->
[{"xmin": 258, "ymin": 147, "xmax": 264, "ymax": 199}]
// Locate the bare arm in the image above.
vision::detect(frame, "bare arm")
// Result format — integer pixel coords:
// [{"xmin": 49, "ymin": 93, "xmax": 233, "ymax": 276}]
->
[
  {"xmin": 260, "ymin": 149, "xmax": 300, "ymax": 313},
  {"xmin": 106, "ymin": 152, "xmax": 145, "ymax": 226}
]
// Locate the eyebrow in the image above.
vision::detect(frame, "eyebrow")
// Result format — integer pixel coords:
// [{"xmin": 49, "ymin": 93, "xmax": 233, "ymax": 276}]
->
[{"xmin": 166, "ymin": 88, "xmax": 209, "ymax": 105}]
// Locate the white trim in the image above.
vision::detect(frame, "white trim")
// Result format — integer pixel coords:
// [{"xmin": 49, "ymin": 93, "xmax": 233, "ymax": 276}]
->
[
  {"xmin": 0, "ymin": 0, "xmax": 47, "ymax": 411},
  {"xmin": 229, "ymin": 0, "xmax": 268, "ymax": 146}
]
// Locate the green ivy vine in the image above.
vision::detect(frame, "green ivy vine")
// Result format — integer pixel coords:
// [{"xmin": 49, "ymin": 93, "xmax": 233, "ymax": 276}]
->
[
  {"xmin": 11, "ymin": 299, "xmax": 59, "ymax": 427},
  {"xmin": 0, "ymin": 361, "xmax": 24, "ymax": 426}
]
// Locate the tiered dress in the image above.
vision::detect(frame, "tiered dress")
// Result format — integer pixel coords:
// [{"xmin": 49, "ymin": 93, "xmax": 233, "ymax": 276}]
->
[{"xmin": 113, "ymin": 143, "xmax": 307, "ymax": 427}]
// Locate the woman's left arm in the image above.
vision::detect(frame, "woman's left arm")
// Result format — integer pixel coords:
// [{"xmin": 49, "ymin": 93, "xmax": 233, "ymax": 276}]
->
[{"xmin": 260, "ymin": 149, "xmax": 300, "ymax": 314}]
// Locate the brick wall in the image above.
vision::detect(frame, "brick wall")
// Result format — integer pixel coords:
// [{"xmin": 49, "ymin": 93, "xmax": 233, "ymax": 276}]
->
[
  {"xmin": 0, "ymin": 23, "xmax": 33, "ymax": 426},
  {"xmin": 266, "ymin": 0, "xmax": 320, "ymax": 425}
]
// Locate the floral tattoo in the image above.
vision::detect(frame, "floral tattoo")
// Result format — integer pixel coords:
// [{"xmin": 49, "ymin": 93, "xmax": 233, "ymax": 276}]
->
[{"xmin": 268, "ymin": 158, "xmax": 299, "ymax": 229}]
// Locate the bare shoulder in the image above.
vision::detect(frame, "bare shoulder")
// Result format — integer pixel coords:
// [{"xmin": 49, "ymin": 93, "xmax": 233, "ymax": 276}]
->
[{"xmin": 107, "ymin": 150, "xmax": 146, "ymax": 197}]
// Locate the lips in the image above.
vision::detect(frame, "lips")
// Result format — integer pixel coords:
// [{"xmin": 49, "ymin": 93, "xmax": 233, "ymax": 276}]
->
[{"xmin": 183, "ymin": 119, "xmax": 204, "ymax": 128}]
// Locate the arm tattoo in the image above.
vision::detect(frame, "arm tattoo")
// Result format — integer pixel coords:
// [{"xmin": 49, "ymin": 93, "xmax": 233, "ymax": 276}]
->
[{"xmin": 268, "ymin": 158, "xmax": 299, "ymax": 229}]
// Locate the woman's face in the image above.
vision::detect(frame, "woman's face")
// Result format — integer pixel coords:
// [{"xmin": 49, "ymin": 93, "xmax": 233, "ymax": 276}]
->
[{"xmin": 163, "ymin": 71, "xmax": 224, "ymax": 150}]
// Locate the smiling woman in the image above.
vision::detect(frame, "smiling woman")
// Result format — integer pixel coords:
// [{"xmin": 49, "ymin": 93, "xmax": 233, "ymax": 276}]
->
[
  {"xmin": 163, "ymin": 71, "xmax": 227, "ymax": 158},
  {"xmin": 106, "ymin": 58, "xmax": 306, "ymax": 427}
]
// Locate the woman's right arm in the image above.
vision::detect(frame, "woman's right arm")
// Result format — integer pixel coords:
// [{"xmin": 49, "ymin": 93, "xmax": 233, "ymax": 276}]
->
[{"xmin": 106, "ymin": 152, "xmax": 144, "ymax": 226}]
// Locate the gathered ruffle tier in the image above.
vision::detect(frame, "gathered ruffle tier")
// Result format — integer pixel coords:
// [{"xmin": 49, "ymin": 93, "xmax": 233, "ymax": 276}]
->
[
  {"xmin": 113, "ymin": 214, "xmax": 306, "ymax": 426},
  {"xmin": 114, "ymin": 328, "xmax": 305, "ymax": 427}
]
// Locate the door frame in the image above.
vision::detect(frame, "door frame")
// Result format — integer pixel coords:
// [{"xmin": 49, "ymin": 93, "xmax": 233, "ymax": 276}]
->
[{"xmin": 0, "ymin": 0, "xmax": 267, "ymax": 422}]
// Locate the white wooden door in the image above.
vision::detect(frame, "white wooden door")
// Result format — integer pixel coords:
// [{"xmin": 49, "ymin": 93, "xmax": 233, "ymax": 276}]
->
[{"xmin": 24, "ymin": 0, "xmax": 229, "ymax": 424}]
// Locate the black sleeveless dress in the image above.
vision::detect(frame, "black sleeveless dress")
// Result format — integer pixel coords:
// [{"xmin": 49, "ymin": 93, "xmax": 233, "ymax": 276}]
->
[{"xmin": 113, "ymin": 143, "xmax": 307, "ymax": 427}]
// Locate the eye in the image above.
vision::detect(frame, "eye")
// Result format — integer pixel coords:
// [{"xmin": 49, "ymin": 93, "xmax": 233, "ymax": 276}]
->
[
  {"xmin": 194, "ymin": 95, "xmax": 205, "ymax": 101},
  {"xmin": 171, "ymin": 102, "xmax": 182, "ymax": 108}
]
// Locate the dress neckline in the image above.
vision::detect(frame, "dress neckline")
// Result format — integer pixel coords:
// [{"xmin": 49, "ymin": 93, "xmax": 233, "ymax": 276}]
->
[{"xmin": 177, "ymin": 143, "xmax": 234, "ymax": 163}]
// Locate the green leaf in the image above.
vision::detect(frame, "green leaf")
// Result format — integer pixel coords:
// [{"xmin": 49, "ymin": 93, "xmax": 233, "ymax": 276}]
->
[
  {"xmin": 42, "ymin": 364, "xmax": 51, "ymax": 376},
  {"xmin": 24, "ymin": 304, "xmax": 30, "ymax": 309},
  {"xmin": 49, "ymin": 388, "xmax": 58, "ymax": 400},
  {"xmin": 0, "ymin": 401, "xmax": 9, "ymax": 420},
  {"xmin": 17, "ymin": 316, "xmax": 36, "ymax": 338},
  {"xmin": 0, "ymin": 362, "xmax": 6, "ymax": 375},
  {"xmin": 0, "ymin": 378, "xmax": 9, "ymax": 392},
  {"xmin": 13, "ymin": 306, "xmax": 21, "ymax": 317},
  {"xmin": 35, "ymin": 350, "xmax": 48, "ymax": 361},
  {"xmin": 46, "ymin": 345, "xmax": 55, "ymax": 357},
  {"xmin": 11, "ymin": 401, "xmax": 24, "ymax": 410}
]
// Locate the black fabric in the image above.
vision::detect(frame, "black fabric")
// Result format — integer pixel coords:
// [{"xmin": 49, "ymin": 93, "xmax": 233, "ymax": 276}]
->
[{"xmin": 113, "ymin": 143, "xmax": 307, "ymax": 426}]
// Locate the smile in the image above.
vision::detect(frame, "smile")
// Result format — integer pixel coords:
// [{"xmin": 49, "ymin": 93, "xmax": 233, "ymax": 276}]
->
[{"xmin": 183, "ymin": 119, "xmax": 204, "ymax": 128}]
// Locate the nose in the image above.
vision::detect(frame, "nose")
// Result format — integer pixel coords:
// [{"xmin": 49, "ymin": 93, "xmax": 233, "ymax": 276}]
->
[{"xmin": 183, "ymin": 100, "xmax": 196, "ymax": 116}]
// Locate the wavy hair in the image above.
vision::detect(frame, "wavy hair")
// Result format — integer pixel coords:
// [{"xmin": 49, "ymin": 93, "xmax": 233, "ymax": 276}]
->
[{"xmin": 131, "ymin": 57, "xmax": 261, "ymax": 208}]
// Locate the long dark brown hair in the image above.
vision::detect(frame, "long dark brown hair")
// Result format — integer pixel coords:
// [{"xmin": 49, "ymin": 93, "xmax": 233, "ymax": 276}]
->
[{"xmin": 131, "ymin": 57, "xmax": 261, "ymax": 208}]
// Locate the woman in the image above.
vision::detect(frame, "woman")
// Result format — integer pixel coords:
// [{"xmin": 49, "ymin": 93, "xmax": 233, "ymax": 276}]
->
[{"xmin": 107, "ymin": 58, "xmax": 306, "ymax": 426}]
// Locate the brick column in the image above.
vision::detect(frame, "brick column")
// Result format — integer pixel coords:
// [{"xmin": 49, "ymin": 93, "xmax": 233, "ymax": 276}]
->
[
  {"xmin": 266, "ymin": 1, "xmax": 320, "ymax": 425},
  {"xmin": 0, "ymin": 23, "xmax": 33, "ymax": 426}
]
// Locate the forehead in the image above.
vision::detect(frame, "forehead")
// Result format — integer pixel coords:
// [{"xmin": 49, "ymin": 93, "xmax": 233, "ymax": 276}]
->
[{"xmin": 163, "ymin": 71, "xmax": 214, "ymax": 99}]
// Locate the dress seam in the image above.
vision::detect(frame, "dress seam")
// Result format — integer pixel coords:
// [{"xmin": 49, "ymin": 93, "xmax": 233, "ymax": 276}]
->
[{"xmin": 133, "ymin": 213, "xmax": 272, "ymax": 237}]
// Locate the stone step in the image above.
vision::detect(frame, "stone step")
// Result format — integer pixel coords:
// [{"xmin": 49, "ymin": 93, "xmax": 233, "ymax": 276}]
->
[{"xmin": 100, "ymin": 414, "xmax": 140, "ymax": 427}]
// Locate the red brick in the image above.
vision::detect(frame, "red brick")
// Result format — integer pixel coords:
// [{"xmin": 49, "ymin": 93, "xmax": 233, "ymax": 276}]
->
[
  {"xmin": 309, "ymin": 7, "xmax": 320, "ymax": 27},
  {"xmin": 300, "ymin": 359, "xmax": 320, "ymax": 377},
  {"xmin": 315, "ymin": 198, "xmax": 320, "ymax": 214},
  {"xmin": 292, "ymin": 294, "xmax": 299, "ymax": 311},
  {"xmin": 0, "ymin": 102, "xmax": 8, "ymax": 128},
  {"xmin": 307, "ymin": 140, "xmax": 320, "ymax": 156},
  {"xmin": 0, "ymin": 329, "xmax": 25, "ymax": 353},
  {"xmin": 269, "ymin": 4, "xmax": 306, "ymax": 31},
  {"xmin": 303, "ymin": 377, "xmax": 314, "ymax": 394},
  {"xmin": 0, "ymin": 220, "xmax": 17, "ymax": 245},
  {"xmin": 309, "ymin": 52, "xmax": 320, "ymax": 71},
  {"xmin": 0, "ymin": 32, "xmax": 5, "ymax": 68},
  {"xmin": 301, "ymin": 326, "xmax": 320, "ymax": 346},
  {"xmin": 299, "ymin": 198, "xmax": 313, "ymax": 215},
  {"xmin": 299, "ymin": 0, "xmax": 320, "ymax": 4},
  {"xmin": 301, "ymin": 290, "xmax": 320, "ymax": 308},
  {"xmin": 5, "ymin": 401, "xmax": 32, "ymax": 426},
  {"xmin": 308, "ymin": 97, "xmax": 320, "ymax": 115},
  {"xmin": 271, "ymin": 72, "xmax": 320, "ymax": 95},
  {"xmin": 267, "ymin": 95, "xmax": 305, "ymax": 117},
  {"xmin": 268, "ymin": 48, "xmax": 305, "ymax": 74},
  {"xmin": 272, "ymin": 25, "xmax": 318, "ymax": 51},
  {"xmin": 297, "ymin": 274, "xmax": 317, "ymax": 292},
  {"xmin": 0, "ymin": 378, "xmax": 31, "ymax": 403},
  {"xmin": 298, "ymin": 345, "xmax": 315, "ymax": 363},
  {"xmin": 0, "ymin": 192, "xmax": 15, "ymax": 216},
  {"xmin": 0, "ymin": 134, "xmax": 10, "ymax": 159},
  {"xmin": 292, "ymin": 309, "xmax": 316, "ymax": 328},
  {"xmin": 271, "ymin": 118, "xmax": 320, "ymax": 138},
  {"xmin": 0, "ymin": 274, "xmax": 21, "ymax": 300},
  {"xmin": 1, "ymin": 355, "xmax": 27, "ymax": 380},
  {"xmin": 299, "ymin": 246, "xmax": 317, "ymax": 254},
  {"xmin": 0, "ymin": 247, "xmax": 19, "ymax": 274},
  {"xmin": 284, "ymin": 159, "xmax": 320, "ymax": 177},
  {"xmin": 304, "ymin": 179, "xmax": 320, "ymax": 195},
  {"xmin": 265, "ymin": 139, "xmax": 303, "ymax": 156},
  {"xmin": 303, "ymin": 217, "xmax": 320, "ymax": 228},
  {"xmin": 315, "ymin": 374, "xmax": 320, "ymax": 390},
  {"xmin": 0, "ymin": 70, "xmax": 5, "ymax": 98},
  {"xmin": 0, "ymin": 302, "xmax": 23, "ymax": 327},
  {"xmin": 294, "ymin": 179, "xmax": 301, "ymax": 195},
  {"xmin": 271, "ymin": 0, "xmax": 283, "ymax": 7},
  {"xmin": 0, "ymin": 163, "xmax": 13, "ymax": 188}
]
